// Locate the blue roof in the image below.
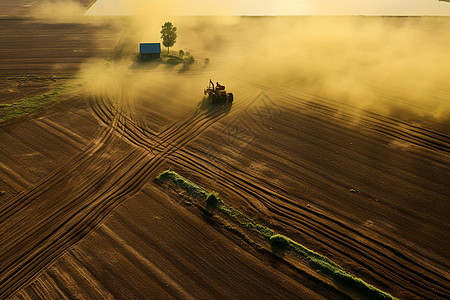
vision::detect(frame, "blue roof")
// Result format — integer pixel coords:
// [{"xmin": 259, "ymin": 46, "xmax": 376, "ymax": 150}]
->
[{"xmin": 140, "ymin": 43, "xmax": 161, "ymax": 54}]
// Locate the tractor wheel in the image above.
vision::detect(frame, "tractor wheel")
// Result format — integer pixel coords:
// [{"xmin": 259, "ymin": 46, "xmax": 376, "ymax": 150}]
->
[
  {"xmin": 227, "ymin": 93, "xmax": 234, "ymax": 103},
  {"xmin": 210, "ymin": 94, "xmax": 217, "ymax": 104}
]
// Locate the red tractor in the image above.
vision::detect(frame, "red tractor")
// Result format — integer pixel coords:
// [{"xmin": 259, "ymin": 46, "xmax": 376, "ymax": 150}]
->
[{"xmin": 204, "ymin": 79, "xmax": 233, "ymax": 104}]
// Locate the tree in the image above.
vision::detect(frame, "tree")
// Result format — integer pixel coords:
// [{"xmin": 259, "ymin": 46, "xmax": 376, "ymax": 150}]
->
[{"xmin": 160, "ymin": 22, "xmax": 177, "ymax": 54}]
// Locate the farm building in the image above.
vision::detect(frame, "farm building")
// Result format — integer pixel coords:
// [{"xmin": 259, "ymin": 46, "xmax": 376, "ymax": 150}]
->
[{"xmin": 139, "ymin": 43, "xmax": 161, "ymax": 60}]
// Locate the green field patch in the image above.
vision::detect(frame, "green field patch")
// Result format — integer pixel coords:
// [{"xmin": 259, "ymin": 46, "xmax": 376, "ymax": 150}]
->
[
  {"xmin": 158, "ymin": 169, "xmax": 397, "ymax": 300},
  {"xmin": 0, "ymin": 87, "xmax": 64, "ymax": 122}
]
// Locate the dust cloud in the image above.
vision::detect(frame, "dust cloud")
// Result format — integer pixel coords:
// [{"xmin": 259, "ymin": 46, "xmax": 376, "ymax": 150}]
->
[
  {"xmin": 78, "ymin": 11, "xmax": 450, "ymax": 124},
  {"xmin": 29, "ymin": 0, "xmax": 86, "ymax": 20},
  {"xmin": 86, "ymin": 0, "xmax": 239, "ymax": 17},
  {"xmin": 191, "ymin": 16, "xmax": 450, "ymax": 121}
]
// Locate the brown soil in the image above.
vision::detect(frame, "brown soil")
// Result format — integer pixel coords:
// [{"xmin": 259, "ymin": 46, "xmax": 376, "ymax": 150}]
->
[
  {"xmin": 0, "ymin": 0, "xmax": 94, "ymax": 17},
  {"xmin": 0, "ymin": 17, "xmax": 117, "ymax": 103},
  {"xmin": 1, "ymin": 16, "xmax": 450, "ymax": 300}
]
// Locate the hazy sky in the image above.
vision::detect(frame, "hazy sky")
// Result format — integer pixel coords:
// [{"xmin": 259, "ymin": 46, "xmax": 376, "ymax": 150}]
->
[{"xmin": 86, "ymin": 0, "xmax": 450, "ymax": 16}]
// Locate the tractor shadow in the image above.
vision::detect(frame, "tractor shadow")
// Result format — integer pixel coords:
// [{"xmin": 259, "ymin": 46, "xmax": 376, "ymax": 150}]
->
[{"xmin": 198, "ymin": 97, "xmax": 233, "ymax": 118}]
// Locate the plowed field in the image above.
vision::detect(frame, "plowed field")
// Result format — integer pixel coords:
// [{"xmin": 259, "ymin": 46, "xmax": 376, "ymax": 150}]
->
[{"xmin": 1, "ymin": 14, "xmax": 449, "ymax": 300}]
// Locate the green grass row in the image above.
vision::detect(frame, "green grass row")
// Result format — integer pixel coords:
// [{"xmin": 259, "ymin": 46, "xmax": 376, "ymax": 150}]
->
[
  {"xmin": 158, "ymin": 169, "xmax": 396, "ymax": 300},
  {"xmin": 0, "ymin": 88, "xmax": 64, "ymax": 122}
]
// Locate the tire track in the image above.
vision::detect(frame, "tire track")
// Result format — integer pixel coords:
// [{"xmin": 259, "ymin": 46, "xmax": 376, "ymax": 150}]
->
[
  {"xmin": 5, "ymin": 74, "xmax": 447, "ymax": 299},
  {"xmin": 0, "ymin": 118, "xmax": 131, "ymax": 297},
  {"xmin": 99, "ymin": 224, "xmax": 195, "ymax": 300},
  {"xmin": 166, "ymin": 149, "xmax": 450, "ymax": 299},
  {"xmin": 1, "ymin": 85, "xmax": 237, "ymax": 298},
  {"xmin": 0, "ymin": 110, "xmax": 127, "ymax": 222},
  {"xmin": 89, "ymin": 81, "xmax": 449, "ymax": 298},
  {"xmin": 235, "ymin": 73, "xmax": 450, "ymax": 155}
]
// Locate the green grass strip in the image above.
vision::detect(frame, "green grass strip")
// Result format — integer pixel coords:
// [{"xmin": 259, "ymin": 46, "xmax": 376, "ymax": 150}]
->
[
  {"xmin": 158, "ymin": 170, "xmax": 209, "ymax": 198},
  {"xmin": 0, "ymin": 88, "xmax": 64, "ymax": 122},
  {"xmin": 158, "ymin": 170, "xmax": 396, "ymax": 300}
]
